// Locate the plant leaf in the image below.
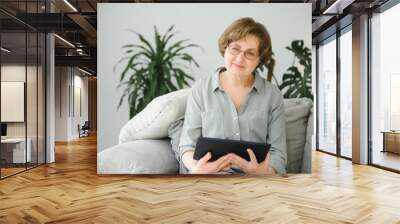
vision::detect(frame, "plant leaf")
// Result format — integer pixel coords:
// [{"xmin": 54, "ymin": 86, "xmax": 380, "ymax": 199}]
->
[{"xmin": 117, "ymin": 25, "xmax": 201, "ymax": 117}]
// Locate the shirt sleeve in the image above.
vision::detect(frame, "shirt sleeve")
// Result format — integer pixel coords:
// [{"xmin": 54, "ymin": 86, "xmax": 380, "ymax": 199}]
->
[
  {"xmin": 267, "ymin": 87, "xmax": 287, "ymax": 175},
  {"xmin": 178, "ymin": 81, "xmax": 203, "ymax": 160}
]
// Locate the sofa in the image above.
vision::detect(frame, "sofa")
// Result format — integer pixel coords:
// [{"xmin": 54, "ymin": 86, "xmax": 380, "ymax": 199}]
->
[{"xmin": 98, "ymin": 89, "xmax": 313, "ymax": 174}]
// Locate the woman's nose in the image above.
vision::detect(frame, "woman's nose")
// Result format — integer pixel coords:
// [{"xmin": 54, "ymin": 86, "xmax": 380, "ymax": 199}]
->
[{"xmin": 235, "ymin": 52, "xmax": 245, "ymax": 62}]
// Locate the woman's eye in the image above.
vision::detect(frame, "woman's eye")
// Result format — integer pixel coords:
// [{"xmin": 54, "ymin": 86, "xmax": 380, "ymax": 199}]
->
[
  {"xmin": 247, "ymin": 52, "xmax": 257, "ymax": 57},
  {"xmin": 231, "ymin": 47, "xmax": 240, "ymax": 52}
]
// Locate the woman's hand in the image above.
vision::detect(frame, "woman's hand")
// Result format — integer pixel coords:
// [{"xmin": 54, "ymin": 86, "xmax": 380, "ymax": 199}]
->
[
  {"xmin": 190, "ymin": 152, "xmax": 233, "ymax": 174},
  {"xmin": 230, "ymin": 149, "xmax": 275, "ymax": 175}
]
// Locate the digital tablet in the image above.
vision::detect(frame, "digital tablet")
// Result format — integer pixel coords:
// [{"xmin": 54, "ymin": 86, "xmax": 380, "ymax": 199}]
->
[{"xmin": 194, "ymin": 137, "xmax": 270, "ymax": 163}]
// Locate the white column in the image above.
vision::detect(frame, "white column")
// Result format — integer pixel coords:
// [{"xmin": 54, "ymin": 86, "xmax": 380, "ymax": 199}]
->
[{"xmin": 46, "ymin": 32, "xmax": 55, "ymax": 163}]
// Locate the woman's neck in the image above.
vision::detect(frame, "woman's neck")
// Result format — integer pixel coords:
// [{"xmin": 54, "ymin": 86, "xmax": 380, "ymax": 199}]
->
[{"xmin": 222, "ymin": 70, "xmax": 254, "ymax": 89}]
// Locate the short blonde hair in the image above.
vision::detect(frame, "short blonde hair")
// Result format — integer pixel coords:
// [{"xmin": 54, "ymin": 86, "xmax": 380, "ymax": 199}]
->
[{"xmin": 218, "ymin": 17, "xmax": 275, "ymax": 80}]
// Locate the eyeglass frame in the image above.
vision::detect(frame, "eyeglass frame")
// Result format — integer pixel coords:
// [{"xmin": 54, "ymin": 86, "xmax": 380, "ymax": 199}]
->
[{"xmin": 226, "ymin": 43, "xmax": 260, "ymax": 61}]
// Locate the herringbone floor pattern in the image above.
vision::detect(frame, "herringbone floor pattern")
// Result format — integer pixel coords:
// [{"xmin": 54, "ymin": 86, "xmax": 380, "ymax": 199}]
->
[{"xmin": 1, "ymin": 134, "xmax": 400, "ymax": 223}]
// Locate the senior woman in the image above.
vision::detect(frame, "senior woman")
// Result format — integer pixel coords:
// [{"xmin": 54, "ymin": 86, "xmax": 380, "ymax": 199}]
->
[{"xmin": 178, "ymin": 17, "xmax": 287, "ymax": 175}]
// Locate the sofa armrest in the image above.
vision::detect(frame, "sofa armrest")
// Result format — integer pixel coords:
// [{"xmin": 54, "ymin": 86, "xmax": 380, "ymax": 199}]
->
[{"xmin": 301, "ymin": 107, "xmax": 313, "ymax": 173}]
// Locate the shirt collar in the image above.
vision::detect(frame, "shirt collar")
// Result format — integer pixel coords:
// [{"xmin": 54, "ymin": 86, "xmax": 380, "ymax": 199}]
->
[{"xmin": 212, "ymin": 67, "xmax": 265, "ymax": 93}]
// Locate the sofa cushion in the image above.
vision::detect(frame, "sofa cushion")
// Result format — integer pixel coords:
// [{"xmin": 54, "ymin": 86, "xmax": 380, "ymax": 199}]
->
[
  {"xmin": 283, "ymin": 98, "xmax": 313, "ymax": 173},
  {"xmin": 119, "ymin": 89, "xmax": 190, "ymax": 144},
  {"xmin": 97, "ymin": 139, "xmax": 179, "ymax": 174}
]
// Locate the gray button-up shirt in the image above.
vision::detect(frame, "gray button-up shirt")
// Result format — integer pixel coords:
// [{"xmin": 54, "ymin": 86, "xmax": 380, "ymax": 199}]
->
[{"xmin": 178, "ymin": 68, "xmax": 287, "ymax": 174}]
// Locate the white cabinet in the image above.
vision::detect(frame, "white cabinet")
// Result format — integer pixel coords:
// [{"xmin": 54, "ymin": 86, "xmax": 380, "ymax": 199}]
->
[{"xmin": 1, "ymin": 138, "xmax": 32, "ymax": 163}]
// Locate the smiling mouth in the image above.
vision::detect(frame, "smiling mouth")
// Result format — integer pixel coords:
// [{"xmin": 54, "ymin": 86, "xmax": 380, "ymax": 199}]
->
[{"xmin": 233, "ymin": 64, "xmax": 244, "ymax": 68}]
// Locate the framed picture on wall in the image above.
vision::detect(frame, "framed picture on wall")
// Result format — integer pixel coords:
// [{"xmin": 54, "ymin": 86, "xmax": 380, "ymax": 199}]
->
[{"xmin": 1, "ymin": 81, "xmax": 25, "ymax": 122}]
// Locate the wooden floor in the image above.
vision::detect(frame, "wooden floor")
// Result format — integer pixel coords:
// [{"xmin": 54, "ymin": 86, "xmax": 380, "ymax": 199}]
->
[
  {"xmin": 1, "ymin": 134, "xmax": 400, "ymax": 223},
  {"xmin": 0, "ymin": 167, "xmax": 26, "ymax": 178},
  {"xmin": 372, "ymin": 150, "xmax": 400, "ymax": 171}
]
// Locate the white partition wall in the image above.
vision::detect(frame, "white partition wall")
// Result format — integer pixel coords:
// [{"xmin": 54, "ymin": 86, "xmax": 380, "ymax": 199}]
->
[{"xmin": 0, "ymin": 1, "xmax": 48, "ymax": 179}]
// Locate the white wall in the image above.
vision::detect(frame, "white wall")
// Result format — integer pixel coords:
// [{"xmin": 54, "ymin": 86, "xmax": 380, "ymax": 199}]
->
[
  {"xmin": 73, "ymin": 73, "xmax": 89, "ymax": 137},
  {"xmin": 98, "ymin": 3, "xmax": 312, "ymax": 152},
  {"xmin": 55, "ymin": 67, "xmax": 68, "ymax": 141},
  {"xmin": 55, "ymin": 67, "xmax": 89, "ymax": 141}
]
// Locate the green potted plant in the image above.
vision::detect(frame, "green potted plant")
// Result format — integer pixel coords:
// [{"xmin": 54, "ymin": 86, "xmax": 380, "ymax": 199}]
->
[
  {"xmin": 279, "ymin": 40, "xmax": 313, "ymax": 100},
  {"xmin": 115, "ymin": 25, "xmax": 201, "ymax": 118}
]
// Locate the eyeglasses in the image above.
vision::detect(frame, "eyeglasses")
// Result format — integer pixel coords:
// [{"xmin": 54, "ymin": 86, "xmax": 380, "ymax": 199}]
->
[{"xmin": 227, "ymin": 44, "xmax": 259, "ymax": 61}]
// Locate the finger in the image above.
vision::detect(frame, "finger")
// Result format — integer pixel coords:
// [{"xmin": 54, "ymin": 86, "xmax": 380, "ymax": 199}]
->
[
  {"xmin": 217, "ymin": 159, "xmax": 232, "ymax": 171},
  {"xmin": 199, "ymin": 152, "xmax": 212, "ymax": 165},
  {"xmin": 266, "ymin": 152, "xmax": 271, "ymax": 161},
  {"xmin": 230, "ymin": 154, "xmax": 248, "ymax": 167},
  {"xmin": 247, "ymin": 148, "xmax": 257, "ymax": 163},
  {"xmin": 262, "ymin": 152, "xmax": 271, "ymax": 168},
  {"xmin": 221, "ymin": 164, "xmax": 231, "ymax": 171},
  {"xmin": 220, "ymin": 153, "xmax": 234, "ymax": 160},
  {"xmin": 213, "ymin": 159, "xmax": 231, "ymax": 173},
  {"xmin": 214, "ymin": 153, "xmax": 231, "ymax": 165}
]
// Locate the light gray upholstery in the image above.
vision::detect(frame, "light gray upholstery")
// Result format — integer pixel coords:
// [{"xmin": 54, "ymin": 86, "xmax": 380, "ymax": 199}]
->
[
  {"xmin": 302, "ymin": 107, "xmax": 314, "ymax": 173},
  {"xmin": 97, "ymin": 139, "xmax": 179, "ymax": 174},
  {"xmin": 283, "ymin": 98, "xmax": 313, "ymax": 173}
]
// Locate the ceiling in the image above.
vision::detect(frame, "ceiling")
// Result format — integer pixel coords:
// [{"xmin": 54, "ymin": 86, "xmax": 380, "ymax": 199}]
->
[{"xmin": 0, "ymin": 0, "xmax": 391, "ymax": 75}]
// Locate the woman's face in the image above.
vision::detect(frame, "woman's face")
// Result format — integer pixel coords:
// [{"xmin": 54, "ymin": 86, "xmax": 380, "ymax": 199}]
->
[{"xmin": 223, "ymin": 35, "xmax": 260, "ymax": 77}]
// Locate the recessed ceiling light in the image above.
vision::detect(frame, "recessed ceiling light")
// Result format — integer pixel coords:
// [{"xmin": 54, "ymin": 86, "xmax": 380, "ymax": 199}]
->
[
  {"xmin": 78, "ymin": 67, "xmax": 92, "ymax": 76},
  {"xmin": 1, "ymin": 47, "xmax": 11, "ymax": 53},
  {"xmin": 54, "ymin": 34, "xmax": 75, "ymax": 48},
  {"xmin": 63, "ymin": 0, "xmax": 78, "ymax": 12},
  {"xmin": 323, "ymin": 0, "xmax": 354, "ymax": 15}
]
